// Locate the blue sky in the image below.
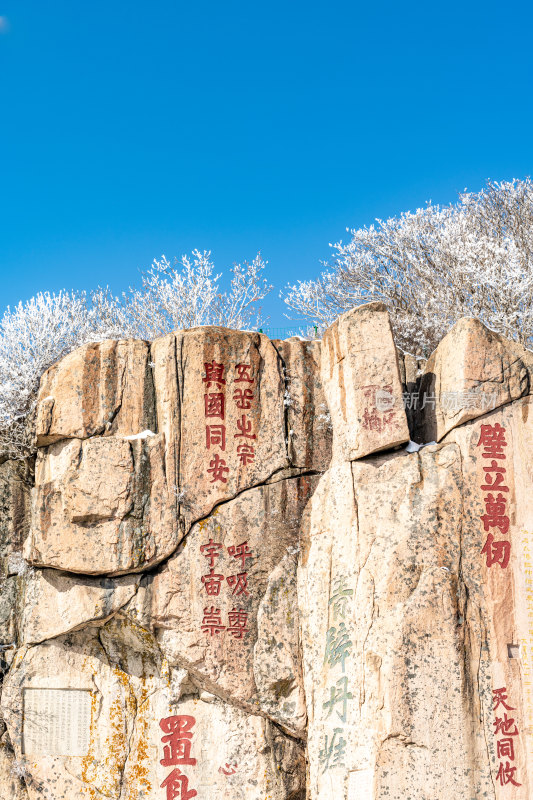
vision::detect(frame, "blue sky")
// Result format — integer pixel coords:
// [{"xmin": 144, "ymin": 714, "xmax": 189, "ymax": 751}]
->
[{"xmin": 1, "ymin": 0, "xmax": 532, "ymax": 326}]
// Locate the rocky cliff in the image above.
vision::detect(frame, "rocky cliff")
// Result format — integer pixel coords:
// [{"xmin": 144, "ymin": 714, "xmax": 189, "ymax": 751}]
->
[{"xmin": 0, "ymin": 303, "xmax": 532, "ymax": 799}]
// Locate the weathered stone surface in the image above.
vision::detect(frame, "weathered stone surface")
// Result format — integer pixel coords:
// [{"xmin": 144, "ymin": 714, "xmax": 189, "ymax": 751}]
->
[
  {"xmin": 151, "ymin": 327, "xmax": 289, "ymax": 531},
  {"xmin": 125, "ymin": 476, "xmax": 316, "ymax": 737},
  {"xmin": 443, "ymin": 394, "xmax": 533, "ymax": 794},
  {"xmin": 26, "ymin": 434, "xmax": 176, "ymax": 574},
  {"xmin": 0, "ymin": 740, "xmax": 28, "ymax": 800},
  {"xmin": 417, "ymin": 317, "xmax": 533, "ymax": 442},
  {"xmin": 321, "ymin": 303, "xmax": 409, "ymax": 461},
  {"xmin": 22, "ymin": 570, "xmax": 140, "ymax": 644},
  {"xmin": 35, "ymin": 339, "xmax": 155, "ymax": 446},
  {"xmin": 0, "ymin": 460, "xmax": 30, "ymax": 650},
  {"xmin": 298, "ymin": 449, "xmax": 499, "ymax": 800},
  {"xmin": 1, "ymin": 619, "xmax": 305, "ymax": 799},
  {"xmin": 273, "ymin": 338, "xmax": 332, "ymax": 471},
  {"xmin": 4, "ymin": 315, "xmax": 533, "ymax": 798}
]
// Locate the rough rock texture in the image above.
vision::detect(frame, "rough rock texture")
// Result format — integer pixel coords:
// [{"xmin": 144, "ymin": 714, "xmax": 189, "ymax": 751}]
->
[
  {"xmin": 416, "ymin": 317, "xmax": 533, "ymax": 442},
  {"xmin": 321, "ymin": 303, "xmax": 410, "ymax": 461},
  {"xmin": 150, "ymin": 327, "xmax": 290, "ymax": 530},
  {"xmin": 1, "ymin": 305, "xmax": 533, "ymax": 798},
  {"xmin": 35, "ymin": 339, "xmax": 155, "ymax": 446},
  {"xmin": 125, "ymin": 475, "xmax": 316, "ymax": 737},
  {"xmin": 27, "ymin": 434, "xmax": 176, "ymax": 574},
  {"xmin": 2, "ymin": 621, "xmax": 305, "ymax": 800}
]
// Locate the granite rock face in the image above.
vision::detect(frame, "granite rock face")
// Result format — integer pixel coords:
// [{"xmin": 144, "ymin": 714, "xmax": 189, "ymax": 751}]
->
[{"xmin": 0, "ymin": 305, "xmax": 532, "ymax": 798}]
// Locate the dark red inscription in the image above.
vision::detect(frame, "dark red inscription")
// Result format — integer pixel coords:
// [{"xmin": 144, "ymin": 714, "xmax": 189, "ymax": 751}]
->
[
  {"xmin": 201, "ymin": 606, "xmax": 225, "ymax": 636},
  {"xmin": 235, "ymin": 363, "xmax": 254, "ymax": 383},
  {"xmin": 160, "ymin": 768, "xmax": 198, "ymax": 800},
  {"xmin": 227, "ymin": 608, "xmax": 249, "ymax": 638},
  {"xmin": 207, "ymin": 453, "xmax": 229, "ymax": 483},
  {"xmin": 200, "ymin": 539, "xmax": 223, "ymax": 568},
  {"xmin": 203, "ymin": 361, "xmax": 226, "ymax": 388},
  {"xmin": 205, "ymin": 424, "xmax": 226, "ymax": 451},
  {"xmin": 227, "ymin": 572, "xmax": 249, "ymax": 597},
  {"xmin": 159, "ymin": 716, "xmax": 197, "ymax": 767},
  {"xmin": 236, "ymin": 443, "xmax": 255, "ymax": 465},
  {"xmin": 234, "ymin": 414, "xmax": 256, "ymax": 440},
  {"xmin": 227, "ymin": 541, "xmax": 253, "ymax": 570}
]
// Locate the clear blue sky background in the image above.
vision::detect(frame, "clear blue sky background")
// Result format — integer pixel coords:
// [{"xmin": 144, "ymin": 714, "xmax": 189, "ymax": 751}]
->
[{"xmin": 1, "ymin": 0, "xmax": 532, "ymax": 326}]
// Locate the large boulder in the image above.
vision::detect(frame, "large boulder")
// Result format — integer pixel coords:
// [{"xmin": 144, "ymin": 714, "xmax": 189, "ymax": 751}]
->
[{"xmin": 321, "ymin": 303, "xmax": 410, "ymax": 461}]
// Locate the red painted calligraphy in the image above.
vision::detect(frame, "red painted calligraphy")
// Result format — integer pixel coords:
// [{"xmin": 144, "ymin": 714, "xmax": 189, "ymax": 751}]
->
[
  {"xmin": 481, "ymin": 534, "xmax": 511, "ymax": 569},
  {"xmin": 227, "ymin": 572, "xmax": 249, "ymax": 597},
  {"xmin": 201, "ymin": 568, "xmax": 225, "ymax": 596},
  {"xmin": 204, "ymin": 392, "xmax": 225, "ymax": 419},
  {"xmin": 235, "ymin": 363, "xmax": 254, "ymax": 383},
  {"xmin": 234, "ymin": 414, "xmax": 256, "ymax": 440},
  {"xmin": 218, "ymin": 763, "xmax": 238, "ymax": 776},
  {"xmin": 481, "ymin": 493, "xmax": 510, "ymax": 535},
  {"xmin": 497, "ymin": 738, "xmax": 516, "ymax": 760},
  {"xmin": 203, "ymin": 361, "xmax": 226, "ymax": 388},
  {"xmin": 207, "ymin": 454, "xmax": 229, "ymax": 483},
  {"xmin": 496, "ymin": 761, "xmax": 521, "ymax": 787},
  {"xmin": 160, "ymin": 769, "xmax": 198, "ymax": 800},
  {"xmin": 233, "ymin": 388, "xmax": 254, "ymax": 409},
  {"xmin": 200, "ymin": 539, "xmax": 223, "ymax": 568},
  {"xmin": 478, "ymin": 422, "xmax": 507, "ymax": 459},
  {"xmin": 160, "ymin": 716, "xmax": 197, "ymax": 767},
  {"xmin": 227, "ymin": 608, "xmax": 249, "ymax": 638},
  {"xmin": 205, "ymin": 424, "xmax": 226, "ymax": 450},
  {"xmin": 491, "ymin": 686, "xmax": 521, "ymax": 788},
  {"xmin": 477, "ymin": 423, "xmax": 511, "ymax": 569},
  {"xmin": 228, "ymin": 541, "xmax": 253, "ymax": 570},
  {"xmin": 201, "ymin": 606, "xmax": 225, "ymax": 636},
  {"xmin": 493, "ymin": 712, "xmax": 519, "ymax": 737},
  {"xmin": 159, "ymin": 716, "xmax": 198, "ymax": 799},
  {"xmin": 493, "ymin": 687, "xmax": 516, "ymax": 712},
  {"xmin": 237, "ymin": 443, "xmax": 255, "ymax": 465},
  {"xmin": 480, "ymin": 461, "xmax": 509, "ymax": 492}
]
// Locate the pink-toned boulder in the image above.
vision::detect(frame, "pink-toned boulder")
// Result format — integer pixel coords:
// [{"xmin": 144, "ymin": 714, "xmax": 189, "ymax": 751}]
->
[
  {"xmin": 321, "ymin": 303, "xmax": 409, "ymax": 461},
  {"xmin": 35, "ymin": 339, "xmax": 154, "ymax": 446}
]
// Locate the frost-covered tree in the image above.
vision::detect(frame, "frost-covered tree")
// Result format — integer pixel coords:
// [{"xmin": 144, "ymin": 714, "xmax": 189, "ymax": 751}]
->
[
  {"xmin": 0, "ymin": 251, "xmax": 270, "ymax": 459},
  {"xmin": 0, "ymin": 289, "xmax": 125, "ymax": 459},
  {"xmin": 284, "ymin": 179, "xmax": 533, "ymax": 354},
  {"xmin": 123, "ymin": 250, "xmax": 270, "ymax": 339}
]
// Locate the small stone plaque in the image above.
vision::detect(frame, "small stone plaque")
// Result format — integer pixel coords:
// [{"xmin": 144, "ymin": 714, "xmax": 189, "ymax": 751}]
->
[{"xmin": 22, "ymin": 688, "xmax": 91, "ymax": 756}]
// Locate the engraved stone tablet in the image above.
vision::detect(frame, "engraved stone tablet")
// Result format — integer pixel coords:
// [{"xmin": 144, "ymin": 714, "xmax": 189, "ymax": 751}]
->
[{"xmin": 23, "ymin": 688, "xmax": 91, "ymax": 756}]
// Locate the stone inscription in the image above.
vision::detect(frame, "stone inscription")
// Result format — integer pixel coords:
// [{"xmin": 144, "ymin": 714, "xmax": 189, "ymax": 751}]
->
[{"xmin": 23, "ymin": 688, "xmax": 91, "ymax": 756}]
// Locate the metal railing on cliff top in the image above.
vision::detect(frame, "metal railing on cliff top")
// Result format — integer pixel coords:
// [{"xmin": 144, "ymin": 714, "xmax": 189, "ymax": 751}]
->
[{"xmin": 257, "ymin": 324, "xmax": 320, "ymax": 340}]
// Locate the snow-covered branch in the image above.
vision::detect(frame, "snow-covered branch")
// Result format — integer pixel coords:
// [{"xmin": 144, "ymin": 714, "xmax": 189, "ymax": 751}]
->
[{"xmin": 284, "ymin": 179, "xmax": 533, "ymax": 354}]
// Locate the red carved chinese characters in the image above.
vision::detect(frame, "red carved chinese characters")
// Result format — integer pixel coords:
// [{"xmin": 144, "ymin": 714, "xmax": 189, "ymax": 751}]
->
[
  {"xmin": 160, "ymin": 716, "xmax": 197, "ymax": 767},
  {"xmin": 201, "ymin": 606, "xmax": 225, "ymax": 636},
  {"xmin": 207, "ymin": 454, "xmax": 229, "ymax": 483},
  {"xmin": 200, "ymin": 539, "xmax": 223, "ymax": 568},
  {"xmin": 201, "ymin": 569, "xmax": 225, "ymax": 596},
  {"xmin": 228, "ymin": 541, "xmax": 253, "ymax": 570},
  {"xmin": 492, "ymin": 686, "xmax": 521, "ymax": 787},
  {"xmin": 203, "ymin": 361, "xmax": 226, "ymax": 388},
  {"xmin": 235, "ymin": 363, "xmax": 254, "ymax": 382},
  {"xmin": 199, "ymin": 540, "xmax": 253, "ymax": 639},
  {"xmin": 237, "ymin": 443, "xmax": 255, "ymax": 465},
  {"xmin": 159, "ymin": 716, "xmax": 198, "ymax": 799},
  {"xmin": 477, "ymin": 424, "xmax": 511, "ymax": 569},
  {"xmin": 203, "ymin": 361, "xmax": 227, "ymax": 481},
  {"xmin": 161, "ymin": 770, "xmax": 197, "ymax": 800},
  {"xmin": 227, "ymin": 572, "xmax": 249, "ymax": 597},
  {"xmin": 203, "ymin": 360, "xmax": 258, "ymax": 482},
  {"xmin": 361, "ymin": 384, "xmax": 400, "ymax": 433},
  {"xmin": 227, "ymin": 608, "xmax": 249, "ymax": 638},
  {"xmin": 205, "ymin": 392, "xmax": 225, "ymax": 419},
  {"xmin": 206, "ymin": 425, "xmax": 226, "ymax": 451}
]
